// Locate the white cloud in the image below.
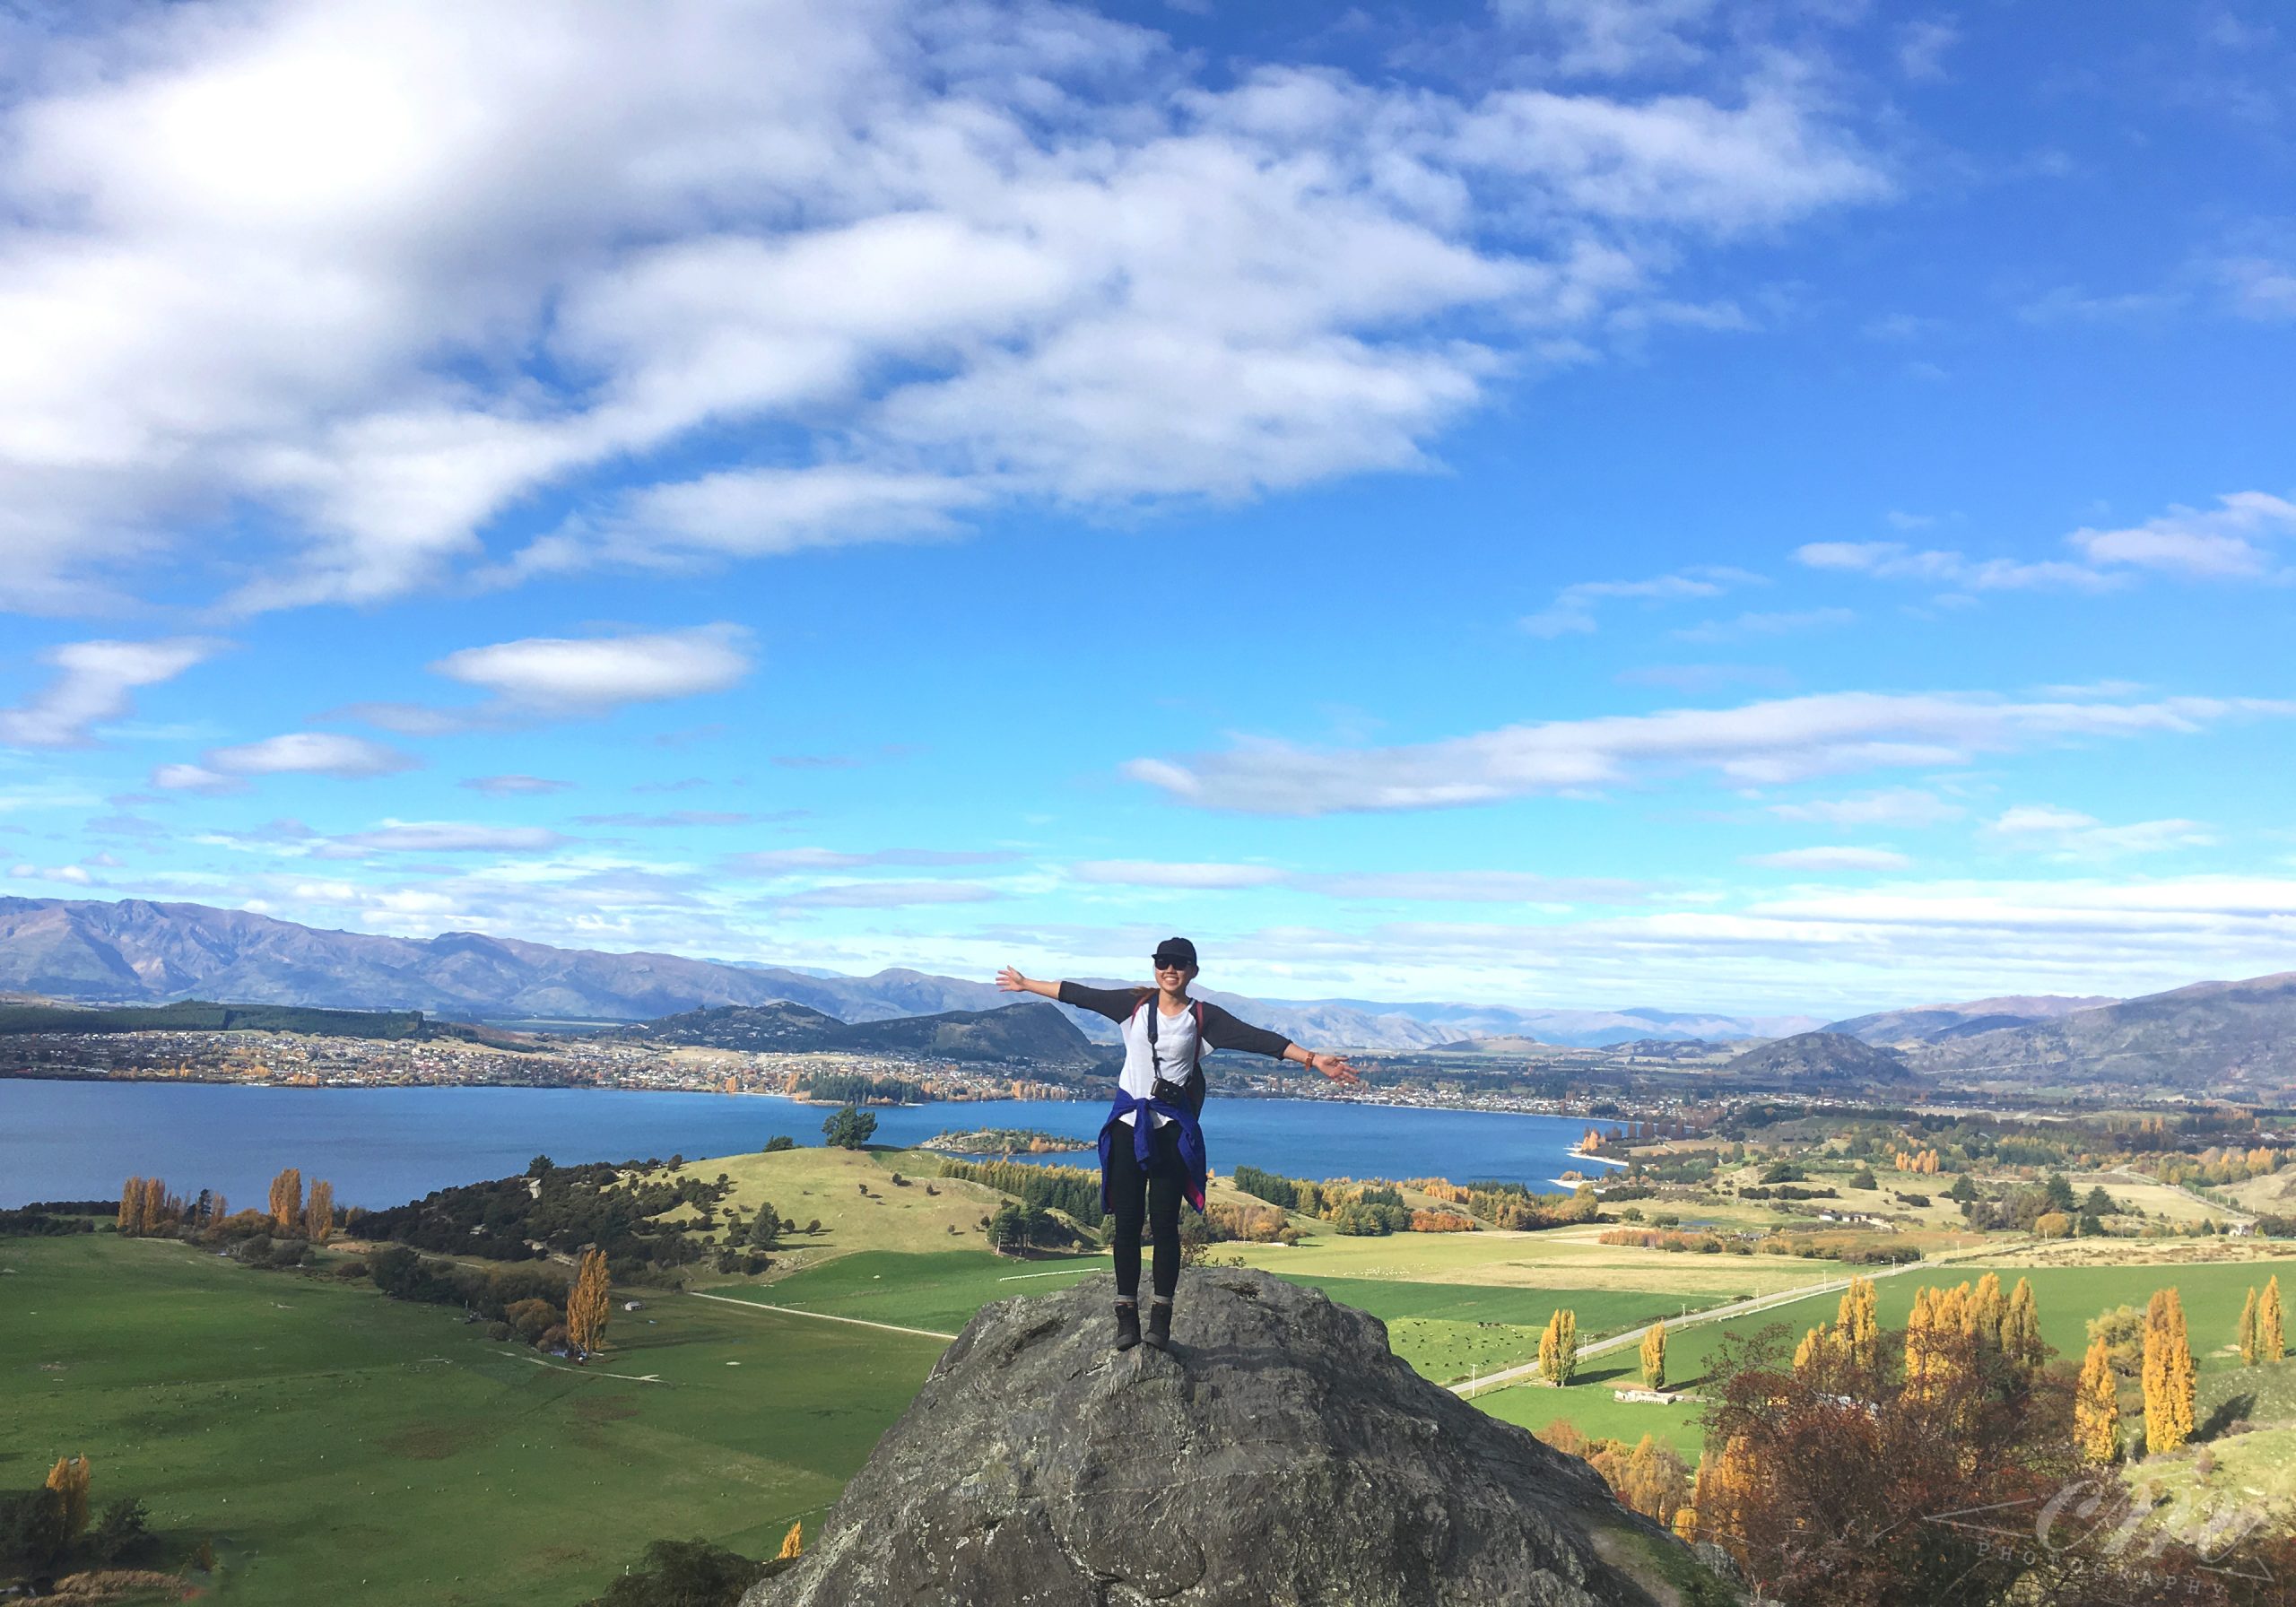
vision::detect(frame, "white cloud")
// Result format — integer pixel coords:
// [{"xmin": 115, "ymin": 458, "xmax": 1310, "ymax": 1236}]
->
[
  {"xmin": 432, "ymin": 625, "xmax": 752, "ymax": 713},
  {"xmin": 1896, "ymin": 20, "xmax": 1959, "ymax": 82},
  {"xmin": 0, "ymin": 638, "xmax": 220, "ymax": 747},
  {"xmin": 1520, "ymin": 566, "xmax": 1756, "ymax": 638},
  {"xmin": 163, "ymin": 731, "xmax": 419, "ymax": 784},
  {"xmin": 1672, "ymin": 606, "xmax": 1853, "ymax": 643},
  {"xmin": 461, "ymin": 774, "xmax": 571, "ymax": 795},
  {"xmin": 1746, "ymin": 846, "xmax": 1911, "ymax": 871},
  {"xmin": 1126, "ymin": 689, "xmax": 2290, "ymax": 815},
  {"xmin": 8, "ymin": 862, "xmax": 95, "ymax": 885},
  {"xmin": 1490, "ymin": 0, "xmax": 1718, "ymax": 78},
  {"xmin": 2214, "ymin": 256, "xmax": 2296, "ymax": 320},
  {"xmin": 775, "ymin": 880, "xmax": 1004, "ymax": 908},
  {"xmin": 1768, "ymin": 787, "xmax": 1962, "ymax": 828},
  {"xmin": 0, "ymin": 0, "xmax": 1886, "ymax": 615},
  {"xmin": 1794, "ymin": 541, "xmax": 2110, "ymax": 592},
  {"xmin": 735, "ymin": 847, "xmax": 1017, "ymax": 873},
  {"xmin": 327, "ymin": 821, "xmax": 570, "ymax": 854},
  {"xmin": 1072, "ymin": 860, "xmax": 1290, "ymax": 890},
  {"xmin": 1985, "ymin": 805, "xmax": 2215, "ymax": 858},
  {"xmin": 2066, "ymin": 492, "xmax": 2296, "ymax": 580}
]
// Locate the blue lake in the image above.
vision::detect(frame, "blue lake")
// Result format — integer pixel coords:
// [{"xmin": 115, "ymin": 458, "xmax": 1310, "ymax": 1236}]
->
[{"xmin": 0, "ymin": 1079, "xmax": 1621, "ymax": 1210}]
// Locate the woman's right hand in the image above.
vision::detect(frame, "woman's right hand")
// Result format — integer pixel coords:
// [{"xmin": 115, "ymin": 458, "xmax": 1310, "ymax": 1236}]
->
[{"xmin": 996, "ymin": 966, "xmax": 1030, "ymax": 993}]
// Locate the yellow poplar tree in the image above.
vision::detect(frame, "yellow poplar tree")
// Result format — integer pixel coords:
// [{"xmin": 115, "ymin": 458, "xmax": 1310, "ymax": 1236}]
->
[
  {"xmin": 2003, "ymin": 1279, "xmax": 2043, "ymax": 1372},
  {"xmin": 304, "ymin": 1179, "xmax": 335, "ymax": 1244},
  {"xmin": 567, "ymin": 1249, "xmax": 612, "ymax": 1355},
  {"xmin": 2074, "ymin": 1339, "xmax": 2120, "ymax": 1464},
  {"xmin": 2239, "ymin": 1287, "xmax": 2260, "ymax": 1368},
  {"xmin": 268, "ymin": 1168, "xmax": 303, "ymax": 1234},
  {"xmin": 140, "ymin": 1177, "xmax": 167, "ymax": 1232},
  {"xmin": 2261, "ymin": 1276, "xmax": 2286, "ymax": 1364},
  {"xmin": 1640, "ymin": 1320, "xmax": 1667, "ymax": 1391},
  {"xmin": 1837, "ymin": 1276, "xmax": 1880, "ymax": 1370},
  {"xmin": 1540, "ymin": 1308, "xmax": 1578, "ymax": 1386},
  {"xmin": 1793, "ymin": 1321, "xmax": 1843, "ymax": 1376},
  {"xmin": 44, "ymin": 1455, "xmax": 91, "ymax": 1537},
  {"xmin": 777, "ymin": 1522, "xmax": 804, "ymax": 1560},
  {"xmin": 1970, "ymin": 1273, "xmax": 2005, "ymax": 1350},
  {"xmin": 117, "ymin": 1177, "xmax": 145, "ymax": 1237},
  {"xmin": 2143, "ymin": 1287, "xmax": 2196, "ymax": 1455}
]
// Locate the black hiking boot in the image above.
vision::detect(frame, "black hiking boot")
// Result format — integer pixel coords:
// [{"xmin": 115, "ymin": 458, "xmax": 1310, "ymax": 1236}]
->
[
  {"xmin": 1114, "ymin": 1301, "xmax": 1141, "ymax": 1351},
  {"xmin": 1144, "ymin": 1299, "xmax": 1173, "ymax": 1351}
]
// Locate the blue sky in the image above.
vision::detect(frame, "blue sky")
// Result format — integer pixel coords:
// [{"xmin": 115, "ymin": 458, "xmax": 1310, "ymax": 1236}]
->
[{"xmin": 0, "ymin": 0, "xmax": 2290, "ymax": 1015}]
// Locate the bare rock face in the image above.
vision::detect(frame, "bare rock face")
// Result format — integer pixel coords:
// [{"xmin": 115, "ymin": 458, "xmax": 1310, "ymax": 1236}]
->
[{"xmin": 744, "ymin": 1267, "xmax": 1715, "ymax": 1607}]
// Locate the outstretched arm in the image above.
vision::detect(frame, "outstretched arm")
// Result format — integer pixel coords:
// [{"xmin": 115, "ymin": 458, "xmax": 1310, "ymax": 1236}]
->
[
  {"xmin": 996, "ymin": 967, "xmax": 1142, "ymax": 1023},
  {"xmin": 1200, "ymin": 1003, "xmax": 1361, "ymax": 1085}
]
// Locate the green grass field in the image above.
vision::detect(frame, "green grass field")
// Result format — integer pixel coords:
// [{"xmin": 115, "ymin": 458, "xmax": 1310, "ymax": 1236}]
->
[
  {"xmin": 1474, "ymin": 1255, "xmax": 2296, "ymax": 1459},
  {"xmin": 3, "ymin": 1234, "xmax": 941, "ymax": 1606}
]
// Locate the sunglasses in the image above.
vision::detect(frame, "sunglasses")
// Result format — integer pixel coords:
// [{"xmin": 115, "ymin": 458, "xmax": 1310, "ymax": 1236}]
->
[{"xmin": 1152, "ymin": 958, "xmax": 1192, "ymax": 971}]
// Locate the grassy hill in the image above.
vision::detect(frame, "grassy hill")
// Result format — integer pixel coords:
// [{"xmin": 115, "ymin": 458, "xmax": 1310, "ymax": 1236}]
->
[
  {"xmin": 0, "ymin": 1000, "xmax": 465, "ymax": 1039},
  {"xmin": 1, "ymin": 1232, "xmax": 939, "ymax": 1605}
]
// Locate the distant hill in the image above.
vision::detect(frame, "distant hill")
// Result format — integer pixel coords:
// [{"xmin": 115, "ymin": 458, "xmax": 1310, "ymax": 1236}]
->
[
  {"xmin": 1909, "ymin": 972, "xmax": 2296, "ymax": 1093},
  {"xmin": 621, "ymin": 1000, "xmax": 1101, "ymax": 1066},
  {"xmin": 0, "ymin": 999, "xmax": 498, "ymax": 1042},
  {"xmin": 1724, "ymin": 1030, "xmax": 1916, "ymax": 1085},
  {"xmin": 1823, "ymin": 994, "xmax": 2118, "ymax": 1047}
]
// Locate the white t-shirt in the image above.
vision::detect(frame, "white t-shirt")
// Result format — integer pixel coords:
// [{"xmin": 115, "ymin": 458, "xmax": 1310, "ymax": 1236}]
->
[{"xmin": 1116, "ymin": 999, "xmax": 1199, "ymax": 1128}]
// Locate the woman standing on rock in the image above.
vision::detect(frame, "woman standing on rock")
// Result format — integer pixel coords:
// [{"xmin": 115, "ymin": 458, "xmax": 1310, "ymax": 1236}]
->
[{"xmin": 996, "ymin": 937, "xmax": 1361, "ymax": 1351}]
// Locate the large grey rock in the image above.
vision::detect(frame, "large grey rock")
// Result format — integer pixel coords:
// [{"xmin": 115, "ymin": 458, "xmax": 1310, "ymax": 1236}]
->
[{"xmin": 744, "ymin": 1267, "xmax": 1709, "ymax": 1607}]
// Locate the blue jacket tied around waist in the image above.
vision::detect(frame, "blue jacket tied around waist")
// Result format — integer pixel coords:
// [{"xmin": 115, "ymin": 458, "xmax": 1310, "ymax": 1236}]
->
[{"xmin": 1098, "ymin": 1092, "xmax": 1208, "ymax": 1213}]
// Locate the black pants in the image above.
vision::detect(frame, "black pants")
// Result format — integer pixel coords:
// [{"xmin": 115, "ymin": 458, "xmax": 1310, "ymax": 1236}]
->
[{"xmin": 1107, "ymin": 1117, "xmax": 1183, "ymax": 1301}]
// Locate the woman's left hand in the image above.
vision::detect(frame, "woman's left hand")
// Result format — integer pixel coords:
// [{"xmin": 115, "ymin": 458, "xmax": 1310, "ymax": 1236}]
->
[{"xmin": 1308, "ymin": 1052, "xmax": 1361, "ymax": 1085}]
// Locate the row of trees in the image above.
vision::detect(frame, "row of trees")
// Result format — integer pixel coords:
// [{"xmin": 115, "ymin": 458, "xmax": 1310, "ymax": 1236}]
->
[
  {"xmin": 938, "ymin": 1157, "xmax": 1104, "ymax": 1227},
  {"xmin": 2, "ymin": 1455, "xmax": 155, "ymax": 1582},
  {"xmin": 116, "ymin": 1168, "xmax": 336, "ymax": 1241}
]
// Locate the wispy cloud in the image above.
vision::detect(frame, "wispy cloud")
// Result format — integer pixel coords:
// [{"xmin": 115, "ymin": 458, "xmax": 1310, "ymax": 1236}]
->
[
  {"xmin": 1520, "ymin": 566, "xmax": 1760, "ymax": 638},
  {"xmin": 734, "ymin": 847, "xmax": 1018, "ymax": 873},
  {"xmin": 1673, "ymin": 607, "xmax": 1853, "ymax": 644},
  {"xmin": 0, "ymin": 638, "xmax": 222, "ymax": 748},
  {"xmin": 461, "ymin": 775, "xmax": 571, "ymax": 796},
  {"xmin": 154, "ymin": 732, "xmax": 419, "ymax": 792},
  {"xmin": 1984, "ymin": 805, "xmax": 2214, "ymax": 858},
  {"xmin": 1746, "ymin": 846, "xmax": 1911, "ymax": 871},
  {"xmin": 1768, "ymin": 788, "xmax": 1962, "ymax": 828},
  {"xmin": 1126, "ymin": 689, "xmax": 2291, "ymax": 815},
  {"xmin": 344, "ymin": 626, "xmax": 755, "ymax": 734}
]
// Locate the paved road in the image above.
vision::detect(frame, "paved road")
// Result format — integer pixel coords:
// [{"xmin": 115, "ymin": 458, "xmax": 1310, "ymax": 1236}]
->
[{"xmin": 1450, "ymin": 1239, "xmax": 2014, "ymax": 1399}]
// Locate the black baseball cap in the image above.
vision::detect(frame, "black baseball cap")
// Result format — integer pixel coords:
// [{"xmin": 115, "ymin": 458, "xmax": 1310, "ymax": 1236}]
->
[{"xmin": 1152, "ymin": 936, "xmax": 1198, "ymax": 969}]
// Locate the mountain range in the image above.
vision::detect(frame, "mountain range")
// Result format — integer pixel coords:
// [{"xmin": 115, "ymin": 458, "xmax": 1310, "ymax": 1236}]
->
[
  {"xmin": 0, "ymin": 896, "xmax": 1818, "ymax": 1050},
  {"xmin": 616, "ymin": 1000, "xmax": 1102, "ymax": 1065}
]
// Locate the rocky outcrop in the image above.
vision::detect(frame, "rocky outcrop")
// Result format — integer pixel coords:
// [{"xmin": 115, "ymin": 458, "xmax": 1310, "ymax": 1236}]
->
[{"xmin": 744, "ymin": 1267, "xmax": 1718, "ymax": 1607}]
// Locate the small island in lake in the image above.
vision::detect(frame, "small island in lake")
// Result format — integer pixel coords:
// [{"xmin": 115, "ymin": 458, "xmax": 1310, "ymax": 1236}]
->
[{"xmin": 918, "ymin": 1126, "xmax": 1094, "ymax": 1155}]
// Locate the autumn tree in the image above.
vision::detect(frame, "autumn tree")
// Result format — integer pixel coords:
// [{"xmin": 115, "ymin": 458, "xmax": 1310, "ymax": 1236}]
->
[
  {"xmin": 1640, "ymin": 1319, "xmax": 1666, "ymax": 1391},
  {"xmin": 2002, "ymin": 1278, "xmax": 2043, "ymax": 1372},
  {"xmin": 2261, "ymin": 1275, "xmax": 2286, "ymax": 1364},
  {"xmin": 567, "ymin": 1248, "xmax": 612, "ymax": 1356},
  {"xmin": 777, "ymin": 1522, "xmax": 803, "ymax": 1560},
  {"xmin": 44, "ymin": 1455, "xmax": 91, "ymax": 1538},
  {"xmin": 1837, "ymin": 1276, "xmax": 1879, "ymax": 1371},
  {"xmin": 2142, "ymin": 1287, "xmax": 2196, "ymax": 1455},
  {"xmin": 117, "ymin": 1177, "xmax": 145, "ymax": 1237},
  {"xmin": 1970, "ymin": 1273, "xmax": 2005, "ymax": 1349},
  {"xmin": 1539, "ymin": 1307, "xmax": 1578, "ymax": 1386},
  {"xmin": 140, "ymin": 1177, "xmax": 168, "ymax": 1233},
  {"xmin": 2239, "ymin": 1286, "xmax": 2260, "ymax": 1367},
  {"xmin": 268, "ymin": 1168, "xmax": 303, "ymax": 1234},
  {"xmin": 2074, "ymin": 1338, "xmax": 2120, "ymax": 1464},
  {"xmin": 304, "ymin": 1179, "xmax": 335, "ymax": 1244}
]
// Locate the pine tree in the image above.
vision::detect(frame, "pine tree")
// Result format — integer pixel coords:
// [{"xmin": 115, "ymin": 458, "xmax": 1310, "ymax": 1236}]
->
[
  {"xmin": 1640, "ymin": 1320, "xmax": 1666, "ymax": 1391},
  {"xmin": 2261, "ymin": 1275, "xmax": 2286, "ymax": 1364},
  {"xmin": 2239, "ymin": 1287, "xmax": 2260, "ymax": 1368},
  {"xmin": 1540, "ymin": 1308, "xmax": 1578, "ymax": 1386},
  {"xmin": 567, "ymin": 1249, "xmax": 612, "ymax": 1356},
  {"xmin": 44, "ymin": 1455, "xmax": 91, "ymax": 1538},
  {"xmin": 117, "ymin": 1177, "xmax": 144, "ymax": 1237},
  {"xmin": 777, "ymin": 1522, "xmax": 804, "ymax": 1560},
  {"xmin": 268, "ymin": 1168, "xmax": 302, "ymax": 1233},
  {"xmin": 2003, "ymin": 1279, "xmax": 2043, "ymax": 1372},
  {"xmin": 304, "ymin": 1179, "xmax": 335, "ymax": 1244},
  {"xmin": 2074, "ymin": 1339, "xmax": 2119, "ymax": 1464},
  {"xmin": 2143, "ymin": 1287, "xmax": 2196, "ymax": 1455}
]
